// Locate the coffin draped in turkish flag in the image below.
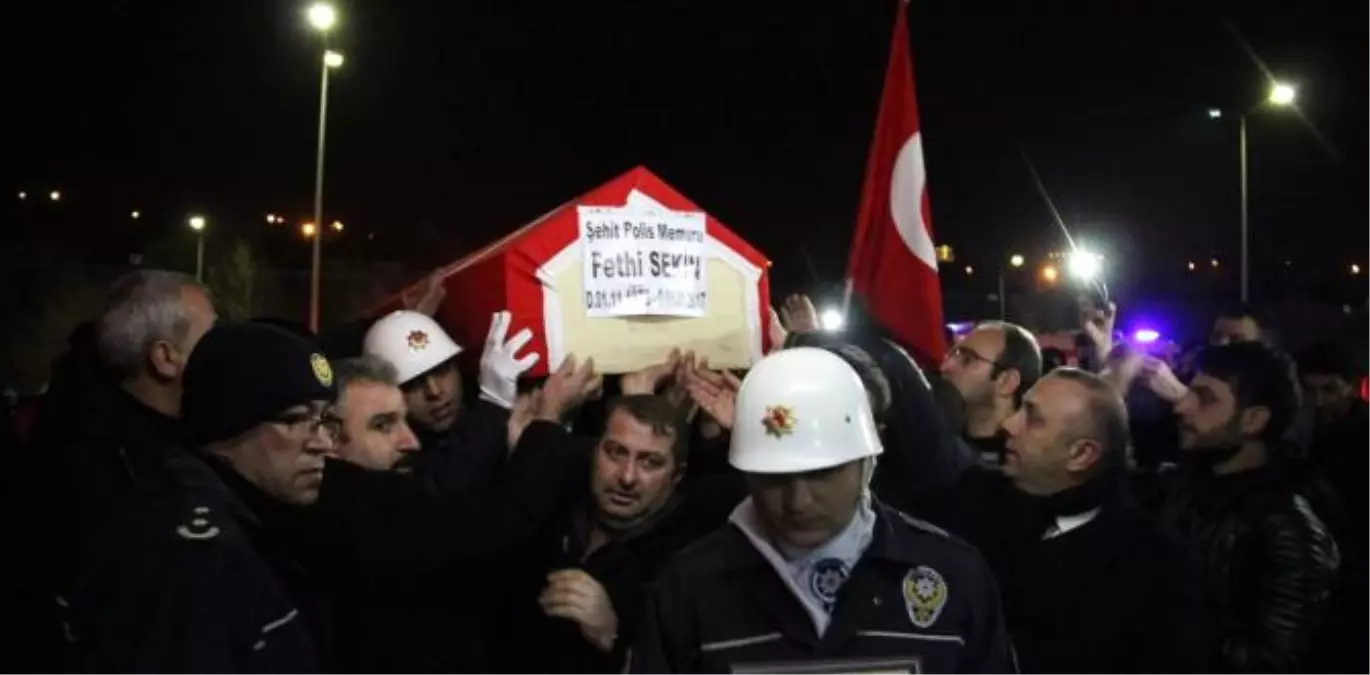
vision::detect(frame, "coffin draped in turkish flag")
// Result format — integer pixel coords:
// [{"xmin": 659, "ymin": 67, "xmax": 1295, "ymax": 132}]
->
[{"xmin": 372, "ymin": 166, "xmax": 773, "ymax": 378}]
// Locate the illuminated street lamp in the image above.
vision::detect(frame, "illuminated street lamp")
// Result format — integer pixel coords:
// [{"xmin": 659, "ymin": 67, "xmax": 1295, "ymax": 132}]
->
[
  {"xmin": 49, "ymin": 190, "xmax": 61, "ymax": 202},
  {"xmin": 1352, "ymin": 264, "xmax": 1362, "ymax": 276},
  {"xmin": 306, "ymin": 2, "xmax": 341, "ymax": 333},
  {"xmin": 1220, "ymin": 79, "xmax": 1299, "ymax": 303},
  {"xmin": 1187, "ymin": 261, "xmax": 1196, "ymax": 271},
  {"xmin": 307, "ymin": 2, "xmax": 336, "ymax": 30},
  {"xmin": 1040, "ymin": 264, "xmax": 1059, "ymax": 284},
  {"xmin": 330, "ymin": 220, "xmax": 344, "ymax": 232},
  {"xmin": 188, "ymin": 216, "xmax": 207, "ymax": 281},
  {"xmin": 1211, "ymin": 258, "xmax": 1220, "ymax": 268},
  {"xmin": 1268, "ymin": 82, "xmax": 1296, "ymax": 106},
  {"xmin": 301, "ymin": 222, "xmax": 318, "ymax": 238},
  {"xmin": 131, "ymin": 210, "xmax": 140, "ymax": 220},
  {"xmin": 17, "ymin": 191, "xmax": 26, "ymax": 200},
  {"xmin": 998, "ymin": 254, "xmax": 1027, "ymax": 319}
]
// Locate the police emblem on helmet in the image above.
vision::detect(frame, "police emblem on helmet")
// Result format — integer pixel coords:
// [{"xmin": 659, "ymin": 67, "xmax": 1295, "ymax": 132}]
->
[
  {"xmin": 762, "ymin": 405, "xmax": 796, "ymax": 438},
  {"xmin": 310, "ymin": 353, "xmax": 334, "ymax": 387},
  {"xmin": 406, "ymin": 330, "xmax": 430, "ymax": 352},
  {"xmin": 903, "ymin": 565, "xmax": 948, "ymax": 629}
]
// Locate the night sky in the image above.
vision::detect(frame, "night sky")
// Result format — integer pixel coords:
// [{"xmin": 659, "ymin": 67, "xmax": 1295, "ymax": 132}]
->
[{"xmin": 7, "ymin": 0, "xmax": 1367, "ymax": 302}]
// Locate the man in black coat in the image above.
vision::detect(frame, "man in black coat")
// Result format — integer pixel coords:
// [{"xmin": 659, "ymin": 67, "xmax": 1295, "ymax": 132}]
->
[
  {"xmin": 66, "ymin": 322, "xmax": 337, "ymax": 672},
  {"xmin": 943, "ymin": 368, "xmax": 1208, "ymax": 673},
  {"xmin": 300, "ymin": 354, "xmax": 598, "ymax": 673},
  {"xmin": 500, "ymin": 392, "xmax": 709, "ymax": 674},
  {"xmin": 5, "ymin": 270, "xmax": 218, "ymax": 672},
  {"xmin": 1153, "ymin": 343, "xmax": 1341, "ymax": 672}
]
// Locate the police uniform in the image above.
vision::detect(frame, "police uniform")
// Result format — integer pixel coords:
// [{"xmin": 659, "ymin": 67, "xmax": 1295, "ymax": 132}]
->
[
  {"xmin": 65, "ymin": 452, "xmax": 324, "ymax": 673},
  {"xmin": 64, "ymin": 322, "xmax": 339, "ymax": 673},
  {"xmin": 631, "ymin": 503, "xmax": 1011, "ymax": 674},
  {"xmin": 632, "ymin": 348, "xmax": 1014, "ymax": 674}
]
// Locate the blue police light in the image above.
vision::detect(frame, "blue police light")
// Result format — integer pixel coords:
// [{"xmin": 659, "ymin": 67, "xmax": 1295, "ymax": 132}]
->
[{"xmin": 1133, "ymin": 329, "xmax": 1161, "ymax": 344}]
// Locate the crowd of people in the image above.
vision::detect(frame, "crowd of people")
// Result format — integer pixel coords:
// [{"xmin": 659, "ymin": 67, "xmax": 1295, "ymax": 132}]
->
[{"xmin": 1, "ymin": 267, "xmax": 1365, "ymax": 673}]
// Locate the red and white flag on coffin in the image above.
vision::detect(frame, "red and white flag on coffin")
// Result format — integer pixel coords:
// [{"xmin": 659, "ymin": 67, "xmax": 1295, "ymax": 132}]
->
[{"xmin": 844, "ymin": 0, "xmax": 947, "ymax": 368}]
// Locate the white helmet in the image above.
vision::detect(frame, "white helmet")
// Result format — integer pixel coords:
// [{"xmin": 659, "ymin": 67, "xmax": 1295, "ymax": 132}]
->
[
  {"xmin": 729, "ymin": 347, "xmax": 883, "ymax": 474},
  {"xmin": 363, "ymin": 310, "xmax": 463, "ymax": 385}
]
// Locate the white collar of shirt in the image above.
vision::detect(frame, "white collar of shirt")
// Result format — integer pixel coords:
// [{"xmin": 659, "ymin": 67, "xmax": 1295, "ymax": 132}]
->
[{"xmin": 1042, "ymin": 507, "xmax": 1102, "ymax": 540}]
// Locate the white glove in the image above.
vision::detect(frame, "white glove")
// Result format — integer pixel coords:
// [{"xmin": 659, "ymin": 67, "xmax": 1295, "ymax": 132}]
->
[{"xmin": 478, "ymin": 311, "xmax": 540, "ymax": 410}]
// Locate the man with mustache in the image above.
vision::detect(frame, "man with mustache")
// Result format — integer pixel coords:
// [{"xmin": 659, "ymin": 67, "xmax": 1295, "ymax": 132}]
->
[
  {"xmin": 330, "ymin": 355, "xmax": 422, "ymax": 474},
  {"xmin": 501, "ymin": 354, "xmax": 707, "ymax": 674},
  {"xmin": 1147, "ymin": 342, "xmax": 1341, "ymax": 672},
  {"xmin": 633, "ymin": 348, "xmax": 1011, "ymax": 674},
  {"xmin": 364, "ymin": 309, "xmax": 539, "ymax": 496},
  {"xmin": 65, "ymin": 322, "xmax": 339, "ymax": 672}
]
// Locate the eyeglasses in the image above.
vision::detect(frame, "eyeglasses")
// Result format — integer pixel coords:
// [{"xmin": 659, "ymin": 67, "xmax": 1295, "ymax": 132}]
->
[
  {"xmin": 272, "ymin": 409, "xmax": 343, "ymax": 441},
  {"xmin": 947, "ymin": 345, "xmax": 1003, "ymax": 372}
]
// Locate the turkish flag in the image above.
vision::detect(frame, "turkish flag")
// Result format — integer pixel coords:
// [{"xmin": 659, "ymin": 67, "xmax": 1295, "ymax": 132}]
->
[{"xmin": 844, "ymin": 0, "xmax": 947, "ymax": 368}]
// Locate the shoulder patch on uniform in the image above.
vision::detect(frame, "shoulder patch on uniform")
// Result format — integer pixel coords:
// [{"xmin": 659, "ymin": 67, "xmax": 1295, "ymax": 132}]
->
[
  {"xmin": 174, "ymin": 504, "xmax": 221, "ymax": 541},
  {"xmin": 896, "ymin": 510, "xmax": 951, "ymax": 538}
]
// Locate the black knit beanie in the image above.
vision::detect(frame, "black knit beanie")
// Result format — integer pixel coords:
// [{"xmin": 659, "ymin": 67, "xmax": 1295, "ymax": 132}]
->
[{"xmin": 182, "ymin": 322, "xmax": 337, "ymax": 449}]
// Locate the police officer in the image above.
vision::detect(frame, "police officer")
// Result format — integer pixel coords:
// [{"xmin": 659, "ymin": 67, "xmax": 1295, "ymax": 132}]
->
[
  {"xmin": 66, "ymin": 322, "xmax": 338, "ymax": 673},
  {"xmin": 363, "ymin": 309, "xmax": 537, "ymax": 496},
  {"xmin": 632, "ymin": 348, "xmax": 1013, "ymax": 674}
]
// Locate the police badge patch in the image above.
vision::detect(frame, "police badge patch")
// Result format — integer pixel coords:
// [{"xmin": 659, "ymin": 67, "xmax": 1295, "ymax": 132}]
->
[
  {"xmin": 902, "ymin": 566, "xmax": 948, "ymax": 629},
  {"xmin": 310, "ymin": 353, "xmax": 334, "ymax": 387},
  {"xmin": 809, "ymin": 558, "xmax": 850, "ymax": 611}
]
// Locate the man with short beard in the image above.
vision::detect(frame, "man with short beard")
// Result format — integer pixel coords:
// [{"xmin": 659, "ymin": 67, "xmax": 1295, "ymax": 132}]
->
[
  {"xmin": 939, "ymin": 321, "xmax": 1042, "ymax": 466},
  {"xmin": 501, "ymin": 390, "xmax": 707, "ymax": 674},
  {"xmin": 330, "ymin": 356, "xmax": 421, "ymax": 474},
  {"xmin": 363, "ymin": 309, "xmax": 538, "ymax": 496},
  {"xmin": 1151, "ymin": 342, "xmax": 1341, "ymax": 672}
]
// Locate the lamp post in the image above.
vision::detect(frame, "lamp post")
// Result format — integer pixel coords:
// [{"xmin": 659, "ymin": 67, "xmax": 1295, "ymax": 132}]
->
[
  {"xmin": 1234, "ymin": 81, "xmax": 1296, "ymax": 304},
  {"xmin": 998, "ymin": 254, "xmax": 1025, "ymax": 320},
  {"xmin": 188, "ymin": 216, "xmax": 207, "ymax": 281},
  {"xmin": 307, "ymin": 2, "xmax": 341, "ymax": 333}
]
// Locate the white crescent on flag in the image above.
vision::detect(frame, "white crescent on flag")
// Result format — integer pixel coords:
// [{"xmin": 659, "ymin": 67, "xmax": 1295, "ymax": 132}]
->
[{"xmin": 889, "ymin": 132, "xmax": 938, "ymax": 271}]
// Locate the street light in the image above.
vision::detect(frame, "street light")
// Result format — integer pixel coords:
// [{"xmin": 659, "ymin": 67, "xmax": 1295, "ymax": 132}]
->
[
  {"xmin": 1040, "ymin": 264, "xmax": 1059, "ymax": 284},
  {"xmin": 964, "ymin": 265, "xmax": 974, "ymax": 276},
  {"xmin": 188, "ymin": 216, "xmax": 207, "ymax": 281},
  {"xmin": 1269, "ymin": 82, "xmax": 1296, "ymax": 106},
  {"xmin": 17, "ymin": 191, "xmax": 26, "ymax": 200},
  {"xmin": 330, "ymin": 220, "xmax": 344, "ymax": 232},
  {"xmin": 1233, "ymin": 79, "xmax": 1298, "ymax": 304},
  {"xmin": 307, "ymin": 2, "xmax": 336, "ymax": 30},
  {"xmin": 997, "ymin": 254, "xmax": 1026, "ymax": 319},
  {"xmin": 1211, "ymin": 258, "xmax": 1220, "ymax": 268},
  {"xmin": 1352, "ymin": 264, "xmax": 1362, "ymax": 276},
  {"xmin": 1208, "ymin": 108, "xmax": 1223, "ymax": 119},
  {"xmin": 306, "ymin": 2, "xmax": 340, "ymax": 333},
  {"xmin": 49, "ymin": 190, "xmax": 61, "ymax": 201},
  {"xmin": 301, "ymin": 222, "xmax": 318, "ymax": 238},
  {"xmin": 131, "ymin": 210, "xmax": 140, "ymax": 219},
  {"xmin": 1187, "ymin": 261, "xmax": 1196, "ymax": 271}
]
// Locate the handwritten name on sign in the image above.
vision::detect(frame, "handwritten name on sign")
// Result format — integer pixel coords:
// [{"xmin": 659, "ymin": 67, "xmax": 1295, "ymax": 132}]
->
[{"xmin": 577, "ymin": 204, "xmax": 708, "ymax": 318}]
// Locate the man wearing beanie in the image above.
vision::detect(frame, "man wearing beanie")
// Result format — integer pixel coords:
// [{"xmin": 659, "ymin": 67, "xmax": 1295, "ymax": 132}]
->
[{"xmin": 65, "ymin": 322, "xmax": 338, "ymax": 673}]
